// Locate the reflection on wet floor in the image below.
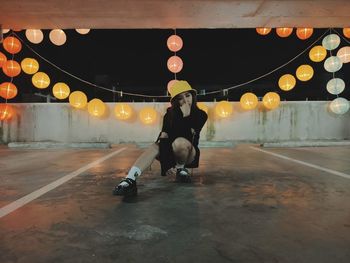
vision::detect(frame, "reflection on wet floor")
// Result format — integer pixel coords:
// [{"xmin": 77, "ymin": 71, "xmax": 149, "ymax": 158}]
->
[{"xmin": 1, "ymin": 145, "xmax": 350, "ymax": 263}]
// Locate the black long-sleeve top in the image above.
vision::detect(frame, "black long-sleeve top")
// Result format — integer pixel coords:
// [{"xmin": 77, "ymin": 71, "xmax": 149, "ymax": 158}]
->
[{"xmin": 161, "ymin": 106, "xmax": 208, "ymax": 148}]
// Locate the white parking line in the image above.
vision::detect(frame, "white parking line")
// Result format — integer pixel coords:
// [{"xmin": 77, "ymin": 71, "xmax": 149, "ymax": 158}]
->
[
  {"xmin": 250, "ymin": 146, "xmax": 350, "ymax": 180},
  {"xmin": 0, "ymin": 147, "xmax": 126, "ymax": 219}
]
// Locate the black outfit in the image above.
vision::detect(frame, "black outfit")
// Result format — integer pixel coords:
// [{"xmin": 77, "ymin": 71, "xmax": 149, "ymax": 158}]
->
[{"xmin": 157, "ymin": 106, "xmax": 208, "ymax": 176}]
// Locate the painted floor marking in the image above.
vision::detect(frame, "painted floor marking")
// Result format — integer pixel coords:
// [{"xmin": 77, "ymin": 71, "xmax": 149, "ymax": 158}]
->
[
  {"xmin": 0, "ymin": 147, "xmax": 126, "ymax": 219},
  {"xmin": 250, "ymin": 146, "xmax": 350, "ymax": 180}
]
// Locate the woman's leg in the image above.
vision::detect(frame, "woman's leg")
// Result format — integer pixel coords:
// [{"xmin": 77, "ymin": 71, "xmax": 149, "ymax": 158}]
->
[
  {"xmin": 132, "ymin": 143, "xmax": 159, "ymax": 173},
  {"xmin": 172, "ymin": 137, "xmax": 196, "ymax": 165}
]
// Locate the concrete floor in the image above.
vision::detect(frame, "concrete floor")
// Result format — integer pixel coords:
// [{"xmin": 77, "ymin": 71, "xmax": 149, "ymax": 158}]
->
[{"xmin": 0, "ymin": 144, "xmax": 350, "ymax": 263}]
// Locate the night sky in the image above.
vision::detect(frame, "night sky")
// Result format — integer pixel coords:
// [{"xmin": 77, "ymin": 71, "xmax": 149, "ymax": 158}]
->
[{"xmin": 1, "ymin": 28, "xmax": 349, "ymax": 103}]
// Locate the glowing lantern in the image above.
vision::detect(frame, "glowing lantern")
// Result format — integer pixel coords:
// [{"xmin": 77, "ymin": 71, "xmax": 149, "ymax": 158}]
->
[
  {"xmin": 114, "ymin": 103, "xmax": 133, "ymax": 120},
  {"xmin": 76, "ymin": 29, "xmax": 90, "ymax": 34},
  {"xmin": 0, "ymin": 104, "xmax": 15, "ymax": 120},
  {"xmin": 25, "ymin": 29, "xmax": 44, "ymax": 44},
  {"xmin": 240, "ymin": 93, "xmax": 258, "ymax": 110},
  {"xmin": 69, "ymin": 91, "xmax": 87, "ymax": 109},
  {"xmin": 296, "ymin": 65, "xmax": 313, "ymax": 81},
  {"xmin": 3, "ymin": 36, "xmax": 22, "ymax": 54},
  {"xmin": 256, "ymin": 28, "xmax": 271, "ymax": 35},
  {"xmin": 2, "ymin": 60, "xmax": 21, "ymax": 77},
  {"xmin": 53, "ymin": 82, "xmax": 70, "ymax": 99},
  {"xmin": 326, "ymin": 78, "xmax": 345, "ymax": 95},
  {"xmin": 329, "ymin": 97, "xmax": 349, "ymax": 115},
  {"xmin": 21, "ymin": 58, "xmax": 39, "ymax": 74},
  {"xmin": 263, "ymin": 92, "xmax": 280, "ymax": 110},
  {"xmin": 167, "ymin": 56, "xmax": 183, "ymax": 73},
  {"xmin": 324, "ymin": 56, "xmax": 342, "ymax": 73},
  {"xmin": 139, "ymin": 107, "xmax": 157, "ymax": 124},
  {"xmin": 278, "ymin": 74, "xmax": 296, "ymax": 91},
  {"xmin": 322, "ymin": 34, "xmax": 340, "ymax": 50},
  {"xmin": 296, "ymin": 28, "xmax": 313, "ymax": 40},
  {"xmin": 49, "ymin": 29, "xmax": 67, "ymax": 46},
  {"xmin": 215, "ymin": 101, "xmax": 233, "ymax": 118},
  {"xmin": 343, "ymin": 28, "xmax": 350, "ymax": 38},
  {"xmin": 88, "ymin": 99, "xmax": 106, "ymax": 117},
  {"xmin": 0, "ymin": 52, "xmax": 7, "ymax": 68},
  {"xmin": 197, "ymin": 102, "xmax": 209, "ymax": 113},
  {"xmin": 337, "ymin": 46, "xmax": 350, "ymax": 64},
  {"xmin": 276, "ymin": 28, "xmax": 293, "ymax": 37},
  {"xmin": 2, "ymin": 29, "xmax": 10, "ymax": 34},
  {"xmin": 0, "ymin": 82, "xmax": 17, "ymax": 99},
  {"xmin": 309, "ymin": 45, "xmax": 327, "ymax": 62},
  {"xmin": 167, "ymin": 79, "xmax": 178, "ymax": 94},
  {"xmin": 167, "ymin": 35, "xmax": 183, "ymax": 52},
  {"xmin": 32, "ymin": 72, "xmax": 50, "ymax": 89}
]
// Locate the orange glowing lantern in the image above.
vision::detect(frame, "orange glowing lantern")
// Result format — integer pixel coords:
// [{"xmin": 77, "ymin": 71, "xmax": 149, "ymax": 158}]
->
[
  {"xmin": 278, "ymin": 74, "xmax": 296, "ymax": 91},
  {"xmin": 309, "ymin": 45, "xmax": 327, "ymax": 62},
  {"xmin": 296, "ymin": 65, "xmax": 314, "ymax": 81},
  {"xmin": 3, "ymin": 36, "xmax": 22, "ymax": 54},
  {"xmin": 276, "ymin": 28, "xmax": 293, "ymax": 38},
  {"xmin": 197, "ymin": 102, "xmax": 209, "ymax": 114},
  {"xmin": 240, "ymin": 93, "xmax": 258, "ymax": 110},
  {"xmin": 296, "ymin": 28, "xmax": 313, "ymax": 40},
  {"xmin": 167, "ymin": 35, "xmax": 183, "ymax": 52},
  {"xmin": 0, "ymin": 104, "xmax": 15, "ymax": 120},
  {"xmin": 53, "ymin": 82, "xmax": 70, "ymax": 99},
  {"xmin": 139, "ymin": 107, "xmax": 157, "ymax": 124},
  {"xmin": 256, "ymin": 28, "xmax": 271, "ymax": 35},
  {"xmin": 0, "ymin": 82, "xmax": 17, "ymax": 99},
  {"xmin": 343, "ymin": 28, "xmax": 350, "ymax": 38},
  {"xmin": 167, "ymin": 56, "xmax": 183, "ymax": 73},
  {"xmin": 2, "ymin": 60, "xmax": 21, "ymax": 77},
  {"xmin": 21, "ymin": 58, "xmax": 39, "ymax": 75},
  {"xmin": 263, "ymin": 92, "xmax": 280, "ymax": 110},
  {"xmin": 114, "ymin": 103, "xmax": 133, "ymax": 120},
  {"xmin": 215, "ymin": 101, "xmax": 233, "ymax": 118},
  {"xmin": 88, "ymin": 99, "xmax": 106, "ymax": 117},
  {"xmin": 0, "ymin": 52, "xmax": 7, "ymax": 68},
  {"xmin": 32, "ymin": 72, "xmax": 50, "ymax": 89},
  {"xmin": 69, "ymin": 91, "xmax": 87, "ymax": 109}
]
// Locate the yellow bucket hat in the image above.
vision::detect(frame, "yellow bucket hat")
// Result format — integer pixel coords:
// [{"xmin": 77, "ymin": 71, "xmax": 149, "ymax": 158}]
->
[{"xmin": 169, "ymin": 80, "xmax": 197, "ymax": 102}]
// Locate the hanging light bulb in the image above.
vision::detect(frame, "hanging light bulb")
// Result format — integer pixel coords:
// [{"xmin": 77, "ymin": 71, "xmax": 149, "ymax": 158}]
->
[
  {"xmin": 49, "ymin": 29, "xmax": 67, "ymax": 46},
  {"xmin": 322, "ymin": 34, "xmax": 340, "ymax": 50},
  {"xmin": 329, "ymin": 97, "xmax": 350, "ymax": 115},
  {"xmin": 167, "ymin": 35, "xmax": 183, "ymax": 52},
  {"xmin": 25, "ymin": 29, "xmax": 44, "ymax": 44},
  {"xmin": 324, "ymin": 56, "xmax": 343, "ymax": 73},
  {"xmin": 326, "ymin": 78, "xmax": 345, "ymax": 95},
  {"xmin": 76, "ymin": 29, "xmax": 90, "ymax": 34}
]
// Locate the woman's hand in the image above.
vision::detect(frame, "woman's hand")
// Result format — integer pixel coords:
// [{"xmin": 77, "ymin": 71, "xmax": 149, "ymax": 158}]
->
[{"xmin": 180, "ymin": 101, "xmax": 191, "ymax": 117}]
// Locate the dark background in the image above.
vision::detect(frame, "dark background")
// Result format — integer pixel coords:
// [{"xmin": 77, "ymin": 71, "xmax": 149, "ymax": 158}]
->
[{"xmin": 1, "ymin": 28, "xmax": 349, "ymax": 103}]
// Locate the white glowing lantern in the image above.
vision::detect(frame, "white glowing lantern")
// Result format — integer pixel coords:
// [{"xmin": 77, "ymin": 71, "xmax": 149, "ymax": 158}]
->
[
  {"xmin": 324, "ymin": 56, "xmax": 342, "ymax": 72},
  {"xmin": 49, "ymin": 29, "xmax": 67, "ymax": 46},
  {"xmin": 322, "ymin": 34, "xmax": 340, "ymax": 50},
  {"xmin": 337, "ymin": 46, "xmax": 350, "ymax": 64},
  {"xmin": 329, "ymin": 97, "xmax": 350, "ymax": 115},
  {"xmin": 326, "ymin": 78, "xmax": 345, "ymax": 95},
  {"xmin": 2, "ymin": 29, "xmax": 10, "ymax": 34},
  {"xmin": 25, "ymin": 29, "xmax": 44, "ymax": 44},
  {"xmin": 76, "ymin": 29, "xmax": 90, "ymax": 34}
]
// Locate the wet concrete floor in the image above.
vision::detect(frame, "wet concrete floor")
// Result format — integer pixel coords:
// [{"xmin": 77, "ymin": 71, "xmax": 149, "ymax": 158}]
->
[{"xmin": 0, "ymin": 144, "xmax": 350, "ymax": 263}]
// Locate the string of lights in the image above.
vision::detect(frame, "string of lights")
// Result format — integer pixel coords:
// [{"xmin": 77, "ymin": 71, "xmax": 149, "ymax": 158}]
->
[{"xmin": 9, "ymin": 29, "xmax": 331, "ymax": 99}]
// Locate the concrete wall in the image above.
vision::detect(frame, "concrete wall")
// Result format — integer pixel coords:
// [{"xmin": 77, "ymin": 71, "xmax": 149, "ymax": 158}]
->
[{"xmin": 0, "ymin": 102, "xmax": 349, "ymax": 144}]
